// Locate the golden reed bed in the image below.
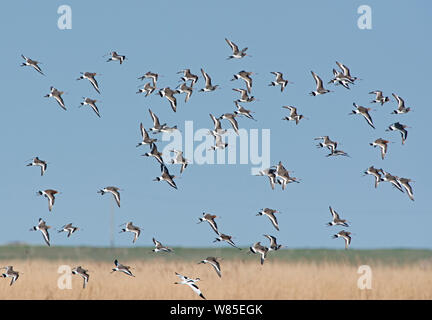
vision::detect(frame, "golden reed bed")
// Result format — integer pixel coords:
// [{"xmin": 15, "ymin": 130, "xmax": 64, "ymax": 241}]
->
[{"xmin": 0, "ymin": 259, "xmax": 431, "ymax": 299}]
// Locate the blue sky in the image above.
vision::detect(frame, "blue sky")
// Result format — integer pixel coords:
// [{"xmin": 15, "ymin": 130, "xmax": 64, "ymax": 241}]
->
[{"xmin": 0, "ymin": 0, "xmax": 431, "ymax": 249}]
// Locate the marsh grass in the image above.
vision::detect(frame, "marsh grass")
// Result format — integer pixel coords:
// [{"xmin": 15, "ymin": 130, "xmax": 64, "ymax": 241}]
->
[{"xmin": 0, "ymin": 259, "xmax": 431, "ymax": 300}]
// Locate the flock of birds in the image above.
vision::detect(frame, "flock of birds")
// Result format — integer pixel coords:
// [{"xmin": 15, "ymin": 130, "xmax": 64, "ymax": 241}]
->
[{"xmin": 2, "ymin": 39, "xmax": 415, "ymax": 299}]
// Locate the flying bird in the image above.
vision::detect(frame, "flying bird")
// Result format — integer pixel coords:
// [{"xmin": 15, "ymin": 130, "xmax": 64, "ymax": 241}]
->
[
  {"xmin": 58, "ymin": 223, "xmax": 79, "ymax": 238},
  {"xmin": 159, "ymin": 124, "xmax": 179, "ymax": 134},
  {"xmin": 152, "ymin": 238, "xmax": 172, "ymax": 253},
  {"xmin": 213, "ymin": 233, "xmax": 241, "ymax": 249},
  {"xmin": 255, "ymin": 168, "xmax": 281, "ymax": 190},
  {"xmin": 379, "ymin": 169, "xmax": 404, "ymax": 193},
  {"xmin": 370, "ymin": 138, "xmax": 390, "ymax": 160},
  {"xmin": 136, "ymin": 82, "xmax": 156, "ymax": 97},
  {"xmin": 170, "ymin": 149, "xmax": 189, "ymax": 174},
  {"xmin": 141, "ymin": 143, "xmax": 164, "ymax": 165},
  {"xmin": 397, "ymin": 177, "xmax": 415, "ymax": 201},
  {"xmin": 111, "ymin": 259, "xmax": 135, "ymax": 277},
  {"xmin": 232, "ymin": 88, "xmax": 256, "ymax": 103},
  {"xmin": 198, "ymin": 213, "xmax": 220, "ymax": 235},
  {"xmin": 225, "ymin": 38, "xmax": 249, "ymax": 59},
  {"xmin": 273, "ymin": 161, "xmax": 300, "ymax": 190},
  {"xmin": 350, "ymin": 103, "xmax": 375, "ymax": 129},
  {"xmin": 138, "ymin": 71, "xmax": 159, "ymax": 86},
  {"xmin": 335, "ymin": 61, "xmax": 358, "ymax": 83},
  {"xmin": 1, "ymin": 266, "xmax": 20, "ymax": 286},
  {"xmin": 177, "ymin": 69, "xmax": 198, "ymax": 87},
  {"xmin": 97, "ymin": 186, "xmax": 121, "ymax": 207},
  {"xmin": 200, "ymin": 68, "xmax": 219, "ymax": 92},
  {"xmin": 174, "ymin": 272, "xmax": 206, "ymax": 300},
  {"xmin": 198, "ymin": 257, "xmax": 221, "ymax": 278},
  {"xmin": 37, "ymin": 189, "xmax": 59, "ymax": 212},
  {"xmin": 72, "ymin": 266, "xmax": 89, "ymax": 288},
  {"xmin": 21, "ymin": 54, "xmax": 44, "ymax": 75},
  {"xmin": 209, "ymin": 133, "xmax": 228, "ymax": 151},
  {"xmin": 315, "ymin": 136, "xmax": 338, "ymax": 153},
  {"xmin": 282, "ymin": 106, "xmax": 306, "ymax": 125},
  {"xmin": 328, "ymin": 68, "xmax": 353, "ymax": 89},
  {"xmin": 249, "ymin": 242, "xmax": 269, "ymax": 265},
  {"xmin": 77, "ymin": 72, "xmax": 101, "ymax": 94},
  {"xmin": 153, "ymin": 164, "xmax": 178, "ymax": 189},
  {"xmin": 263, "ymin": 234, "xmax": 282, "ymax": 251},
  {"xmin": 257, "ymin": 208, "xmax": 280, "ymax": 231},
  {"xmin": 159, "ymin": 87, "xmax": 180, "ymax": 112},
  {"xmin": 176, "ymin": 82, "xmax": 193, "ymax": 103},
  {"xmin": 136, "ymin": 123, "xmax": 157, "ymax": 148},
  {"xmin": 326, "ymin": 149, "xmax": 350, "ymax": 158},
  {"xmin": 219, "ymin": 113, "xmax": 239, "ymax": 135},
  {"xmin": 386, "ymin": 122, "xmax": 409, "ymax": 145},
  {"xmin": 363, "ymin": 166, "xmax": 383, "ymax": 188},
  {"xmin": 269, "ymin": 72, "xmax": 291, "ymax": 92},
  {"xmin": 369, "ymin": 90, "xmax": 390, "ymax": 106},
  {"xmin": 148, "ymin": 109, "xmax": 168, "ymax": 134},
  {"xmin": 44, "ymin": 87, "xmax": 67, "ymax": 110},
  {"xmin": 80, "ymin": 97, "xmax": 101, "ymax": 118},
  {"xmin": 309, "ymin": 71, "xmax": 331, "ymax": 96},
  {"xmin": 209, "ymin": 113, "xmax": 227, "ymax": 136},
  {"xmin": 26, "ymin": 157, "xmax": 47, "ymax": 176},
  {"xmin": 119, "ymin": 222, "xmax": 142, "ymax": 244},
  {"xmin": 106, "ymin": 51, "xmax": 126, "ymax": 64},
  {"xmin": 30, "ymin": 218, "xmax": 51, "ymax": 246},
  {"xmin": 327, "ymin": 206, "xmax": 349, "ymax": 227},
  {"xmin": 391, "ymin": 93, "xmax": 411, "ymax": 114},
  {"xmin": 332, "ymin": 230, "xmax": 352, "ymax": 249},
  {"xmin": 231, "ymin": 70, "xmax": 254, "ymax": 93},
  {"xmin": 233, "ymin": 101, "xmax": 255, "ymax": 120}
]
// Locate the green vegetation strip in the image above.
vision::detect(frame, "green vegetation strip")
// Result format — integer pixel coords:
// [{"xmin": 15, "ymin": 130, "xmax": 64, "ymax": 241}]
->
[{"xmin": 0, "ymin": 245, "xmax": 431, "ymax": 265}]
